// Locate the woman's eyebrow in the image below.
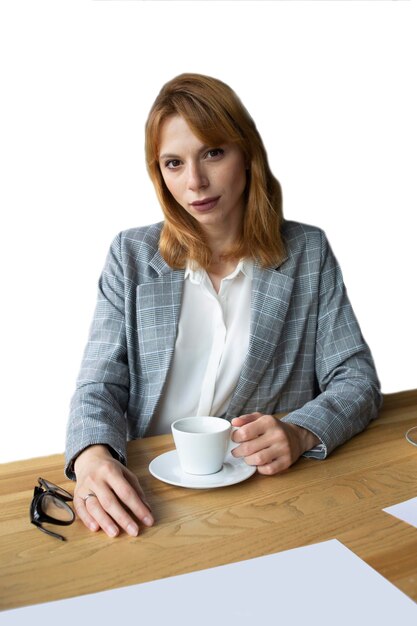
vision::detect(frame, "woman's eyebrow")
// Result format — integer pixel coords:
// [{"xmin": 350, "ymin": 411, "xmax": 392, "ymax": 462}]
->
[
  {"xmin": 159, "ymin": 152, "xmax": 181, "ymax": 161},
  {"xmin": 159, "ymin": 145, "xmax": 214, "ymax": 161}
]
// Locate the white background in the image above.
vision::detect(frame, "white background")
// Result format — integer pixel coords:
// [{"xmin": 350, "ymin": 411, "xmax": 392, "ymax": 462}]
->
[{"xmin": 0, "ymin": 1, "xmax": 416, "ymax": 464}]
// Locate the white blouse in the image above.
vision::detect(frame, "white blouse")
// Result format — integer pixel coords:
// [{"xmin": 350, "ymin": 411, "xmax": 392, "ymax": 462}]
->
[{"xmin": 147, "ymin": 259, "xmax": 253, "ymax": 435}]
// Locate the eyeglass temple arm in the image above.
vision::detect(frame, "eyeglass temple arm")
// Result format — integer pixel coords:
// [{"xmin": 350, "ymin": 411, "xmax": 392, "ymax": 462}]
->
[{"xmin": 31, "ymin": 520, "xmax": 66, "ymax": 542}]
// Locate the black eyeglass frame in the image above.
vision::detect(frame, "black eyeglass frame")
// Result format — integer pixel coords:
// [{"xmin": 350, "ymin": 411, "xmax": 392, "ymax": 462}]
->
[{"xmin": 30, "ymin": 477, "xmax": 75, "ymax": 541}]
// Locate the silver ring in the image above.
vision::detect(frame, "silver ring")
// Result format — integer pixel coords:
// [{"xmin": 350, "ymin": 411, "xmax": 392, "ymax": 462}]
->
[{"xmin": 82, "ymin": 492, "xmax": 97, "ymax": 502}]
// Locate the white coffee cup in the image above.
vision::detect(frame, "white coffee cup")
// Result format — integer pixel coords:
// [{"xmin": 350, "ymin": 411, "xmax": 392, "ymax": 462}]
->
[{"xmin": 171, "ymin": 416, "xmax": 238, "ymax": 475}]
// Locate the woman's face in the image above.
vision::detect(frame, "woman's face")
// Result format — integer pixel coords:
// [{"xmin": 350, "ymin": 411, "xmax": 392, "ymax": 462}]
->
[{"xmin": 158, "ymin": 115, "xmax": 247, "ymax": 235}]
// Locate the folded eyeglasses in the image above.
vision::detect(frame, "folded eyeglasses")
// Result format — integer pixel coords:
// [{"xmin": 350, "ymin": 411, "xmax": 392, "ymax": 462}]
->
[{"xmin": 30, "ymin": 477, "xmax": 75, "ymax": 541}]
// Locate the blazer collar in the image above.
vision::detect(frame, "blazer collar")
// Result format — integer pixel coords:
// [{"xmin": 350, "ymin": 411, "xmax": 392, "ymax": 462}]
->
[
  {"xmin": 136, "ymin": 254, "xmax": 185, "ymax": 421},
  {"xmin": 148, "ymin": 249, "xmax": 174, "ymax": 276}
]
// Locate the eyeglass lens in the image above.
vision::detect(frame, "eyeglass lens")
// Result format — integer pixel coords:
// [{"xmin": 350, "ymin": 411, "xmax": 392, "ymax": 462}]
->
[
  {"xmin": 40, "ymin": 493, "xmax": 74, "ymax": 522},
  {"xmin": 405, "ymin": 426, "xmax": 417, "ymax": 447}
]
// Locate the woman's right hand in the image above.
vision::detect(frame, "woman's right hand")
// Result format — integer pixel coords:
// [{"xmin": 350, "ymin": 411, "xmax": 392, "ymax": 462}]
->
[{"xmin": 73, "ymin": 445, "xmax": 154, "ymax": 538}]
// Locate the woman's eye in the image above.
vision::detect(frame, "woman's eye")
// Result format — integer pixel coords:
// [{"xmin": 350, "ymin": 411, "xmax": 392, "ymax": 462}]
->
[
  {"xmin": 206, "ymin": 148, "xmax": 224, "ymax": 159},
  {"xmin": 165, "ymin": 159, "xmax": 181, "ymax": 169}
]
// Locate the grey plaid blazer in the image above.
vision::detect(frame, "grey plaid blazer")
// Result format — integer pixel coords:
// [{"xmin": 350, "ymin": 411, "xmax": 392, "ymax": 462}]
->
[{"xmin": 65, "ymin": 220, "xmax": 381, "ymax": 479}]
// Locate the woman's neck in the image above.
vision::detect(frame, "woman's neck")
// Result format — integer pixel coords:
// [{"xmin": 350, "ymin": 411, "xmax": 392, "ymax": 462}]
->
[
  {"xmin": 200, "ymin": 217, "xmax": 243, "ymax": 292},
  {"xmin": 203, "ymin": 220, "xmax": 241, "ymax": 260},
  {"xmin": 206, "ymin": 255, "xmax": 240, "ymax": 293}
]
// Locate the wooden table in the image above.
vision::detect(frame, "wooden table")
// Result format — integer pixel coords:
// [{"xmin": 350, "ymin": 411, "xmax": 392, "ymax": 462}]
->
[{"xmin": 1, "ymin": 390, "xmax": 417, "ymax": 611}]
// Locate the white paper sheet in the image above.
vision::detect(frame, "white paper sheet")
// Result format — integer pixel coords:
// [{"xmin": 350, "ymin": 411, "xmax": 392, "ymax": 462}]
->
[
  {"xmin": 383, "ymin": 496, "xmax": 417, "ymax": 528},
  {"xmin": 1, "ymin": 539, "xmax": 416, "ymax": 625}
]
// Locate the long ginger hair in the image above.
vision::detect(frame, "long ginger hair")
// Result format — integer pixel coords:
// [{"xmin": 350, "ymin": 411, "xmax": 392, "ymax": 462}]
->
[{"xmin": 145, "ymin": 73, "xmax": 286, "ymax": 269}]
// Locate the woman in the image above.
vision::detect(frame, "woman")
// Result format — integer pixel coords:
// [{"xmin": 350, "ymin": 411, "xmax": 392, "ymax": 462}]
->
[{"xmin": 66, "ymin": 73, "xmax": 381, "ymax": 538}]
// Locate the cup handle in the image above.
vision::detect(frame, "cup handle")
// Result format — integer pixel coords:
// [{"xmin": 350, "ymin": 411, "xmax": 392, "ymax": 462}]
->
[{"xmin": 228, "ymin": 426, "xmax": 240, "ymax": 453}]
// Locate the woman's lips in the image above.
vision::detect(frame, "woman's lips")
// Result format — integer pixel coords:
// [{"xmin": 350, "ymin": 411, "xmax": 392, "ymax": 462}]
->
[{"xmin": 190, "ymin": 196, "xmax": 220, "ymax": 212}]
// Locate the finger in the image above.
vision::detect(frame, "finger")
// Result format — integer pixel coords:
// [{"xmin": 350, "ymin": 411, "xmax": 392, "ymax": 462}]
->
[
  {"xmin": 232, "ymin": 437, "xmax": 269, "ymax": 460},
  {"xmin": 116, "ymin": 470, "xmax": 154, "ymax": 527},
  {"xmin": 94, "ymin": 482, "xmax": 152, "ymax": 537},
  {"xmin": 256, "ymin": 454, "xmax": 292, "ymax": 475},
  {"xmin": 241, "ymin": 443, "xmax": 283, "ymax": 468},
  {"xmin": 96, "ymin": 473, "xmax": 154, "ymax": 535},
  {"xmin": 122, "ymin": 468, "xmax": 153, "ymax": 512},
  {"xmin": 231, "ymin": 416, "xmax": 264, "ymax": 447},
  {"xmin": 233, "ymin": 420, "xmax": 289, "ymax": 462},
  {"xmin": 73, "ymin": 495, "xmax": 100, "ymax": 532},
  {"xmin": 81, "ymin": 491, "xmax": 122, "ymax": 538},
  {"xmin": 231, "ymin": 418, "xmax": 273, "ymax": 452},
  {"xmin": 236, "ymin": 414, "xmax": 285, "ymax": 446},
  {"xmin": 231, "ymin": 413, "xmax": 262, "ymax": 427}
]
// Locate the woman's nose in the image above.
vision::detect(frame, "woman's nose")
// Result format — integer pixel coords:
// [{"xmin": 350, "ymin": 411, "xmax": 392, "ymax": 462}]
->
[{"xmin": 187, "ymin": 162, "xmax": 208, "ymax": 190}]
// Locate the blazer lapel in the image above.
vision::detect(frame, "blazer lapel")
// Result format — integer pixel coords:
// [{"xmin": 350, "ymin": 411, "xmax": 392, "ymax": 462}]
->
[
  {"xmin": 226, "ymin": 263, "xmax": 294, "ymax": 418},
  {"xmin": 137, "ymin": 251, "xmax": 184, "ymax": 416}
]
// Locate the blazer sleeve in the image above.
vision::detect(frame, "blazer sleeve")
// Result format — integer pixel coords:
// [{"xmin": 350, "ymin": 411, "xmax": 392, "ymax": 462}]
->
[
  {"xmin": 281, "ymin": 230, "xmax": 382, "ymax": 458},
  {"xmin": 65, "ymin": 233, "xmax": 129, "ymax": 480}
]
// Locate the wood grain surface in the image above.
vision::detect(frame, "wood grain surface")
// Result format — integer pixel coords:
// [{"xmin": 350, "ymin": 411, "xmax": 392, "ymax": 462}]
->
[{"xmin": 1, "ymin": 390, "xmax": 416, "ymax": 611}]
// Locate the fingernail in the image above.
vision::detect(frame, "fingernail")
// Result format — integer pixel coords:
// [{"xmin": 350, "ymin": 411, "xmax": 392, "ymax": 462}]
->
[
  {"xmin": 143, "ymin": 515, "xmax": 153, "ymax": 527},
  {"xmin": 127, "ymin": 522, "xmax": 139, "ymax": 536},
  {"xmin": 108, "ymin": 526, "xmax": 119, "ymax": 537}
]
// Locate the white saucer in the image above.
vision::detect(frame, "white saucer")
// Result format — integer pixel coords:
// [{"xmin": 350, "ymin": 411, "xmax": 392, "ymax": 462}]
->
[{"xmin": 149, "ymin": 450, "xmax": 256, "ymax": 489}]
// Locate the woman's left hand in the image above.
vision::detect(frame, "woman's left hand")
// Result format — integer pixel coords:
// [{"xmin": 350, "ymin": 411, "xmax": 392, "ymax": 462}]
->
[{"xmin": 231, "ymin": 413, "xmax": 320, "ymax": 475}]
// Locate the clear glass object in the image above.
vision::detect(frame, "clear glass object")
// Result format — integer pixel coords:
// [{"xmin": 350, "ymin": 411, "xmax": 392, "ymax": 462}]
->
[{"xmin": 405, "ymin": 426, "xmax": 417, "ymax": 447}]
